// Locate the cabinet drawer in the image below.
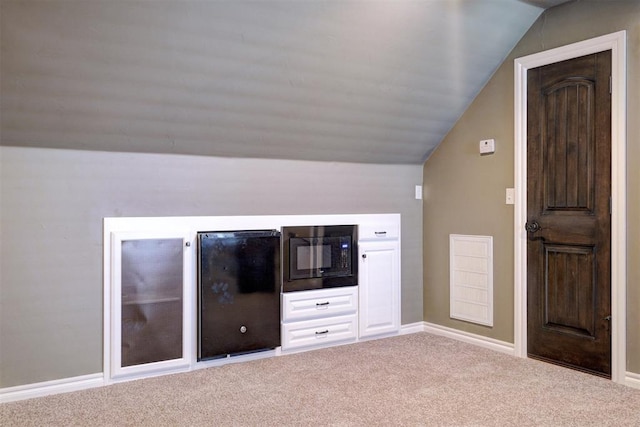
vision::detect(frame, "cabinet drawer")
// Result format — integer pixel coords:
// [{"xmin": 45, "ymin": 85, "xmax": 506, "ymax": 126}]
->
[
  {"xmin": 359, "ymin": 222, "xmax": 399, "ymax": 240},
  {"xmin": 282, "ymin": 287, "xmax": 358, "ymax": 322},
  {"xmin": 281, "ymin": 314, "xmax": 357, "ymax": 351}
]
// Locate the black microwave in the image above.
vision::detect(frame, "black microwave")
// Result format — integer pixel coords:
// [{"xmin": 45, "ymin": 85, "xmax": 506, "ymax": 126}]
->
[{"xmin": 282, "ymin": 225, "xmax": 358, "ymax": 292}]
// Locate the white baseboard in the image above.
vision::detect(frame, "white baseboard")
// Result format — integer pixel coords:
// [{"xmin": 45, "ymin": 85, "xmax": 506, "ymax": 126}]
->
[
  {"xmin": 625, "ymin": 371, "xmax": 640, "ymax": 389},
  {"xmin": 422, "ymin": 321, "xmax": 515, "ymax": 356},
  {"xmin": 419, "ymin": 322, "xmax": 640, "ymax": 388},
  {"xmin": 0, "ymin": 373, "xmax": 104, "ymax": 403},
  {"xmin": 7, "ymin": 326, "xmax": 631, "ymax": 403},
  {"xmin": 400, "ymin": 322, "xmax": 427, "ymax": 335}
]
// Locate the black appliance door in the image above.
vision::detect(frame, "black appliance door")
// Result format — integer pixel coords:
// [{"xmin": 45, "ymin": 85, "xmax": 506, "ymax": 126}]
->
[
  {"xmin": 289, "ymin": 236, "xmax": 353, "ymax": 279},
  {"xmin": 198, "ymin": 230, "xmax": 281, "ymax": 360},
  {"xmin": 282, "ymin": 225, "xmax": 358, "ymax": 292}
]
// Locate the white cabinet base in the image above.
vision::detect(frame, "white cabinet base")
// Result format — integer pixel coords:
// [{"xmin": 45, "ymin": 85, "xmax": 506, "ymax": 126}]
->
[{"xmin": 281, "ymin": 287, "xmax": 359, "ymax": 352}]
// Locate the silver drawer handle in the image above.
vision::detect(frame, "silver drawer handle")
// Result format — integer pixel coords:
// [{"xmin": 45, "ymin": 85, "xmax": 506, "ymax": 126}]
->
[
  {"xmin": 374, "ymin": 231, "xmax": 387, "ymax": 236},
  {"xmin": 316, "ymin": 302, "xmax": 330, "ymax": 307},
  {"xmin": 315, "ymin": 330, "xmax": 329, "ymax": 335}
]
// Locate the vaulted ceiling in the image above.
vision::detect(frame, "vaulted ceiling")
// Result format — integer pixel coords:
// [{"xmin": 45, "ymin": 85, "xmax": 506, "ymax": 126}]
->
[{"xmin": 1, "ymin": 1, "xmax": 556, "ymax": 164}]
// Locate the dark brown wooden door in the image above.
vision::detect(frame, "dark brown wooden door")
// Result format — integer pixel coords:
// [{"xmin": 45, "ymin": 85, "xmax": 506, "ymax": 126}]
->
[{"xmin": 527, "ymin": 51, "xmax": 612, "ymax": 377}]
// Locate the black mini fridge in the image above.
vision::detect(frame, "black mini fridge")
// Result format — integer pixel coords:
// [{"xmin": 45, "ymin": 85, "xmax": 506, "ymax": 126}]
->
[{"xmin": 197, "ymin": 230, "xmax": 281, "ymax": 360}]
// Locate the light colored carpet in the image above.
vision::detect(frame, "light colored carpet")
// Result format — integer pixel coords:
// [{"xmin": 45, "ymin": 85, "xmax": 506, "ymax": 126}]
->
[{"xmin": 2, "ymin": 332, "xmax": 640, "ymax": 426}]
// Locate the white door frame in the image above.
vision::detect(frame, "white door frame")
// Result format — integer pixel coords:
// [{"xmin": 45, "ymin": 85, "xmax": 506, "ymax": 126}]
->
[{"xmin": 514, "ymin": 31, "xmax": 627, "ymax": 384}]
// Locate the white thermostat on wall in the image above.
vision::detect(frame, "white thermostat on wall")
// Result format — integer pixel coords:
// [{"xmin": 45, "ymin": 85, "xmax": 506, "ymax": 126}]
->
[{"xmin": 479, "ymin": 138, "xmax": 495, "ymax": 154}]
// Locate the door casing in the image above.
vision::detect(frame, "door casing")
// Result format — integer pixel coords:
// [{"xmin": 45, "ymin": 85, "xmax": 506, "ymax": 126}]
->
[{"xmin": 514, "ymin": 31, "xmax": 627, "ymax": 384}]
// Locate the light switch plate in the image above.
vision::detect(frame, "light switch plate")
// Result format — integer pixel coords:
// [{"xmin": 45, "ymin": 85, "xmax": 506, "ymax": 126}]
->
[
  {"xmin": 506, "ymin": 188, "xmax": 515, "ymax": 205},
  {"xmin": 480, "ymin": 139, "xmax": 495, "ymax": 154}
]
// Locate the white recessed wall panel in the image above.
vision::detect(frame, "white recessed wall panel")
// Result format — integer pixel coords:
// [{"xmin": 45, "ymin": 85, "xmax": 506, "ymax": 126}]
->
[{"xmin": 450, "ymin": 235, "xmax": 493, "ymax": 327}]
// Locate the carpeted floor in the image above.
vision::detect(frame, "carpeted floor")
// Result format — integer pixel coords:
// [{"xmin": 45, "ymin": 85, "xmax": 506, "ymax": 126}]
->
[{"xmin": 2, "ymin": 332, "xmax": 640, "ymax": 426}]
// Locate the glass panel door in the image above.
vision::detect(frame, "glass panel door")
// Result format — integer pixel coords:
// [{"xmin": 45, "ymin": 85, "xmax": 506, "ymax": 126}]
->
[
  {"xmin": 109, "ymin": 229, "xmax": 191, "ymax": 380},
  {"xmin": 121, "ymin": 238, "xmax": 184, "ymax": 367}
]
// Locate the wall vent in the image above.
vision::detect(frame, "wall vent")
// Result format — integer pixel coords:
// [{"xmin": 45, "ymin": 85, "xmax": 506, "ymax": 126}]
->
[{"xmin": 449, "ymin": 234, "xmax": 493, "ymax": 326}]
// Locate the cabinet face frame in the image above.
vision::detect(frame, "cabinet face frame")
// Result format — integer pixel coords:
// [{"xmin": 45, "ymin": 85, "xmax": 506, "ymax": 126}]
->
[{"xmin": 106, "ymin": 229, "xmax": 193, "ymax": 381}]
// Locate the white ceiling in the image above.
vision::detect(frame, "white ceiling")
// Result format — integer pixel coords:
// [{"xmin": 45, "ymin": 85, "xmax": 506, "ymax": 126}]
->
[{"xmin": 1, "ymin": 1, "xmax": 548, "ymax": 164}]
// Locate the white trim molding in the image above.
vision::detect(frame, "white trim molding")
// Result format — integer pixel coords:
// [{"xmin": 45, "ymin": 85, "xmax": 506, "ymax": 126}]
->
[
  {"xmin": 626, "ymin": 372, "xmax": 640, "ymax": 390},
  {"xmin": 514, "ymin": 31, "xmax": 627, "ymax": 383},
  {"xmin": 423, "ymin": 322, "xmax": 515, "ymax": 356},
  {"xmin": 400, "ymin": 322, "xmax": 428, "ymax": 335},
  {"xmin": 0, "ymin": 373, "xmax": 104, "ymax": 404}
]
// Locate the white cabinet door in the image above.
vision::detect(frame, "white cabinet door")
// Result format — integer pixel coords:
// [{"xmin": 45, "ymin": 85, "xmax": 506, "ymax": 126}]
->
[
  {"xmin": 109, "ymin": 230, "xmax": 192, "ymax": 380},
  {"xmin": 358, "ymin": 239, "xmax": 400, "ymax": 338}
]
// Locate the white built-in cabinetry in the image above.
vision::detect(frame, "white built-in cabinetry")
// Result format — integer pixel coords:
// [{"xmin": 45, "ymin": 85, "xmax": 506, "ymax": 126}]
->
[
  {"xmin": 358, "ymin": 221, "xmax": 401, "ymax": 338},
  {"xmin": 104, "ymin": 214, "xmax": 400, "ymax": 383}
]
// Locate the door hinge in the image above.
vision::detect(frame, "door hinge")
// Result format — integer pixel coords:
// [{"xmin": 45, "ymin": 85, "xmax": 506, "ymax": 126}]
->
[
  {"xmin": 609, "ymin": 196, "xmax": 612, "ymax": 215},
  {"xmin": 609, "ymin": 75, "xmax": 612, "ymax": 94}
]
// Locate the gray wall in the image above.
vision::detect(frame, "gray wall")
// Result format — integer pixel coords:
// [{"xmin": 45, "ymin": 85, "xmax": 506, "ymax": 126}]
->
[
  {"xmin": 423, "ymin": 0, "xmax": 640, "ymax": 371},
  {"xmin": 0, "ymin": 146, "xmax": 423, "ymax": 387}
]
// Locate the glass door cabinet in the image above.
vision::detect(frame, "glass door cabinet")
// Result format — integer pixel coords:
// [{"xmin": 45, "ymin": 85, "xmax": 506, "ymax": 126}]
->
[{"xmin": 109, "ymin": 230, "xmax": 191, "ymax": 379}]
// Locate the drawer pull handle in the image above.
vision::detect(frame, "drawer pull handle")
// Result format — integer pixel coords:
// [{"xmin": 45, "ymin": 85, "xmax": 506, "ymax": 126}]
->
[
  {"xmin": 316, "ymin": 302, "xmax": 330, "ymax": 307},
  {"xmin": 315, "ymin": 330, "xmax": 329, "ymax": 335},
  {"xmin": 374, "ymin": 231, "xmax": 387, "ymax": 236}
]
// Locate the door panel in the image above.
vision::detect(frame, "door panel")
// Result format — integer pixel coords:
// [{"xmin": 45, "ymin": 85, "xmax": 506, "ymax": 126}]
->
[
  {"xmin": 544, "ymin": 245, "xmax": 595, "ymax": 338},
  {"xmin": 543, "ymin": 79, "xmax": 595, "ymax": 211},
  {"xmin": 527, "ymin": 51, "xmax": 611, "ymax": 377},
  {"xmin": 120, "ymin": 238, "xmax": 184, "ymax": 368}
]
